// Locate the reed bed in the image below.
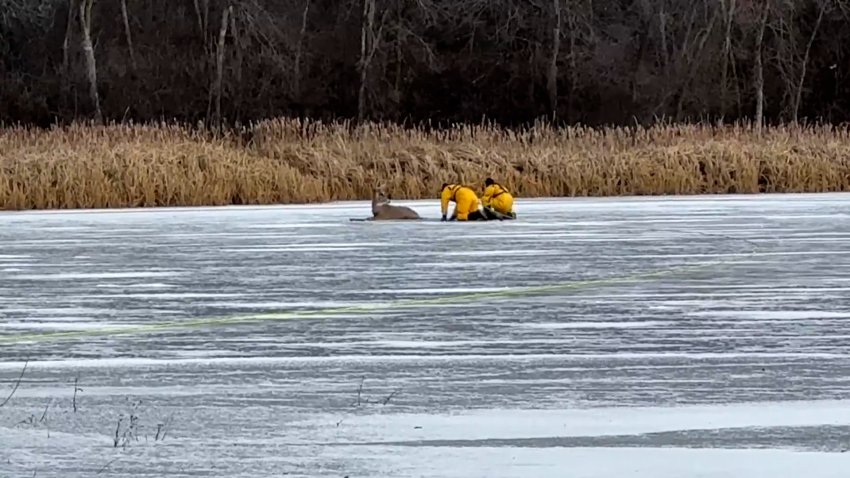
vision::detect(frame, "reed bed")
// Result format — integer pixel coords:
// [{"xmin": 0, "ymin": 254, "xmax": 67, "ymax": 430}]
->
[{"xmin": 2, "ymin": 119, "xmax": 850, "ymax": 210}]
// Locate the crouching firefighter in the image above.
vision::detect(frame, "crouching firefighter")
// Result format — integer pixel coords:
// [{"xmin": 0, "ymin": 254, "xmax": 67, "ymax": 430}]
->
[
  {"xmin": 481, "ymin": 178, "xmax": 516, "ymax": 219},
  {"xmin": 440, "ymin": 183, "xmax": 486, "ymax": 221}
]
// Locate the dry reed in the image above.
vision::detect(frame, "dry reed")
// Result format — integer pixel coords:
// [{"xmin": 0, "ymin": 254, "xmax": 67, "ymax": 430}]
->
[{"xmin": 2, "ymin": 119, "xmax": 850, "ymax": 210}]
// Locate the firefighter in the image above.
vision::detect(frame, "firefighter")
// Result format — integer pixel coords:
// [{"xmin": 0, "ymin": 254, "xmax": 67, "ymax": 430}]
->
[
  {"xmin": 481, "ymin": 177, "xmax": 516, "ymax": 219},
  {"xmin": 440, "ymin": 183, "xmax": 486, "ymax": 221}
]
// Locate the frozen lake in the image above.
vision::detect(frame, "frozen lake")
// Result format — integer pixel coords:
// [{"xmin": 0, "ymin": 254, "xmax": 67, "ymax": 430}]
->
[{"xmin": 2, "ymin": 194, "xmax": 850, "ymax": 477}]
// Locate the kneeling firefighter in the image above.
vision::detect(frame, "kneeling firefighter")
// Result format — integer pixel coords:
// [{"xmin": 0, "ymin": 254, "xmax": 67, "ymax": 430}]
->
[
  {"xmin": 481, "ymin": 177, "xmax": 516, "ymax": 219},
  {"xmin": 440, "ymin": 183, "xmax": 486, "ymax": 221}
]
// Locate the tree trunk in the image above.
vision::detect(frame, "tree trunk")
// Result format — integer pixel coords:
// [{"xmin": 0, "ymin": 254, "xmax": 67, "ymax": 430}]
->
[
  {"xmin": 754, "ymin": 1, "xmax": 769, "ymax": 133},
  {"xmin": 120, "ymin": 0, "xmax": 136, "ymax": 71},
  {"xmin": 193, "ymin": 0, "xmax": 210, "ymax": 55},
  {"xmin": 792, "ymin": 0, "xmax": 826, "ymax": 123},
  {"xmin": 358, "ymin": 0, "xmax": 376, "ymax": 123},
  {"xmin": 547, "ymin": 0, "xmax": 562, "ymax": 121},
  {"xmin": 659, "ymin": 6, "xmax": 669, "ymax": 78},
  {"xmin": 210, "ymin": 5, "xmax": 231, "ymax": 133},
  {"xmin": 230, "ymin": 10, "xmax": 242, "ymax": 82},
  {"xmin": 566, "ymin": 3, "xmax": 577, "ymax": 123},
  {"xmin": 392, "ymin": 0, "xmax": 403, "ymax": 106},
  {"xmin": 79, "ymin": 0, "xmax": 103, "ymax": 124},
  {"xmin": 63, "ymin": 0, "xmax": 75, "ymax": 75},
  {"xmin": 62, "ymin": 0, "xmax": 76, "ymax": 113},
  {"xmin": 193, "ymin": 0, "xmax": 205, "ymax": 41},
  {"xmin": 720, "ymin": 0, "xmax": 736, "ymax": 117},
  {"xmin": 675, "ymin": 8, "xmax": 720, "ymax": 121},
  {"xmin": 294, "ymin": 0, "xmax": 311, "ymax": 98},
  {"xmin": 229, "ymin": 7, "xmax": 243, "ymax": 119}
]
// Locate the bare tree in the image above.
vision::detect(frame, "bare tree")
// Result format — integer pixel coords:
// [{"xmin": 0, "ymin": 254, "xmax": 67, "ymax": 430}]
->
[
  {"xmin": 231, "ymin": 9, "xmax": 243, "ymax": 78},
  {"xmin": 658, "ymin": 3, "xmax": 670, "ymax": 83},
  {"xmin": 792, "ymin": 0, "xmax": 829, "ymax": 122},
  {"xmin": 79, "ymin": 0, "xmax": 102, "ymax": 123},
  {"xmin": 674, "ymin": 3, "xmax": 720, "ymax": 120},
  {"xmin": 209, "ymin": 4, "xmax": 231, "ymax": 132},
  {"xmin": 62, "ymin": 0, "xmax": 75, "ymax": 76},
  {"xmin": 2, "ymin": 0, "xmax": 850, "ymax": 127},
  {"xmin": 548, "ymin": 0, "xmax": 562, "ymax": 120},
  {"xmin": 754, "ymin": 0, "xmax": 770, "ymax": 132},
  {"xmin": 358, "ymin": 0, "xmax": 377, "ymax": 123},
  {"xmin": 391, "ymin": 0, "xmax": 404, "ymax": 105},
  {"xmin": 120, "ymin": 0, "xmax": 136, "ymax": 71},
  {"xmin": 193, "ymin": 0, "xmax": 210, "ymax": 45},
  {"xmin": 357, "ymin": 0, "xmax": 390, "ymax": 122},
  {"xmin": 293, "ymin": 0, "xmax": 311, "ymax": 98},
  {"xmin": 60, "ymin": 0, "xmax": 77, "ymax": 109},
  {"xmin": 720, "ymin": 0, "xmax": 737, "ymax": 116},
  {"xmin": 562, "ymin": 0, "xmax": 591, "ymax": 122}
]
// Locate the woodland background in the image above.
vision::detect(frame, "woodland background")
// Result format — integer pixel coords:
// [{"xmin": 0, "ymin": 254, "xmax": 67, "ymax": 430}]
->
[{"xmin": 1, "ymin": 0, "xmax": 849, "ymax": 129}]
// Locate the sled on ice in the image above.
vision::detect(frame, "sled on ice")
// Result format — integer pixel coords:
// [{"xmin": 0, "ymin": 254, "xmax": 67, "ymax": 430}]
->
[{"xmin": 481, "ymin": 206, "xmax": 517, "ymax": 221}]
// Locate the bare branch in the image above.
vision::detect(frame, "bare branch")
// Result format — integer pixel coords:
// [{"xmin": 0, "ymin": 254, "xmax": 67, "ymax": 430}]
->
[
  {"xmin": 548, "ymin": 0, "xmax": 562, "ymax": 120},
  {"xmin": 792, "ymin": 0, "xmax": 828, "ymax": 123},
  {"xmin": 79, "ymin": 0, "xmax": 102, "ymax": 124},
  {"xmin": 754, "ymin": 0, "xmax": 770, "ymax": 132},
  {"xmin": 293, "ymin": 0, "xmax": 311, "ymax": 97},
  {"xmin": 209, "ymin": 4, "xmax": 231, "ymax": 132},
  {"xmin": 62, "ymin": 0, "xmax": 75, "ymax": 75},
  {"xmin": 120, "ymin": 0, "xmax": 136, "ymax": 71}
]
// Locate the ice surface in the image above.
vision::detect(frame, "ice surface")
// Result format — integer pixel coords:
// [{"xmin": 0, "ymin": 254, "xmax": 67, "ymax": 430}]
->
[{"xmin": 2, "ymin": 194, "xmax": 850, "ymax": 477}]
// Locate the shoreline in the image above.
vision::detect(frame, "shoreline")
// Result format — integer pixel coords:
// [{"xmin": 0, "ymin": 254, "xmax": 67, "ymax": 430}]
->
[
  {"xmin": 1, "ymin": 192, "xmax": 848, "ymax": 217},
  {"xmin": 3, "ymin": 119, "xmax": 850, "ymax": 211}
]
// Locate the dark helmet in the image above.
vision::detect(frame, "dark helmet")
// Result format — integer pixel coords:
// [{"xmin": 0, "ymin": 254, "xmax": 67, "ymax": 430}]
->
[{"xmin": 485, "ymin": 178, "xmax": 495, "ymax": 186}]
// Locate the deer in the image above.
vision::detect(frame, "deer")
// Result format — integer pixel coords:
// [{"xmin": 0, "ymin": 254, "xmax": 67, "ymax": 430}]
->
[{"xmin": 370, "ymin": 184, "xmax": 421, "ymax": 220}]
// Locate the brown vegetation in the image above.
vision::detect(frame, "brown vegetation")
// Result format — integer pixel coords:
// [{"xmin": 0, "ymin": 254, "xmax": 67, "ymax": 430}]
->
[{"xmin": 2, "ymin": 120, "xmax": 850, "ymax": 211}]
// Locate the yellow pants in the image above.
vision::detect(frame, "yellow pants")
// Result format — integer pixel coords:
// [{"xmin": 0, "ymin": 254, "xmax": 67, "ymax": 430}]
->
[
  {"xmin": 442, "ymin": 185, "xmax": 481, "ymax": 221},
  {"xmin": 487, "ymin": 192, "xmax": 514, "ymax": 215},
  {"xmin": 454, "ymin": 190, "xmax": 480, "ymax": 221}
]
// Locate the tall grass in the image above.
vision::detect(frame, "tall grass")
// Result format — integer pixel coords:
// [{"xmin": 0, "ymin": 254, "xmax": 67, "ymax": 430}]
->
[{"xmin": 2, "ymin": 119, "xmax": 850, "ymax": 210}]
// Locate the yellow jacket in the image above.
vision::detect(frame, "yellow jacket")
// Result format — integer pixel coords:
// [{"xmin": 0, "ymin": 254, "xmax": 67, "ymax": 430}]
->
[
  {"xmin": 482, "ymin": 182, "xmax": 514, "ymax": 215},
  {"xmin": 441, "ymin": 184, "xmax": 480, "ymax": 221}
]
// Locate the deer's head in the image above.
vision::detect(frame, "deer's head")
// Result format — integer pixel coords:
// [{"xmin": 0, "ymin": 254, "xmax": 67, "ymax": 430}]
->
[{"xmin": 372, "ymin": 183, "xmax": 391, "ymax": 214}]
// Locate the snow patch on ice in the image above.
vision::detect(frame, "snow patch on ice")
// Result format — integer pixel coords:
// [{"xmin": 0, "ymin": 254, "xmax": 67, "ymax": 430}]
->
[
  {"xmin": 410, "ymin": 261, "xmax": 529, "ymax": 269},
  {"xmin": 241, "ymin": 223, "xmax": 344, "ymax": 229},
  {"xmin": 349, "ymin": 287, "xmax": 510, "ymax": 295},
  {"xmin": 520, "ymin": 321, "xmax": 675, "ymax": 329},
  {"xmin": 1, "ymin": 307, "xmax": 110, "ymax": 316},
  {"xmin": 307, "ymin": 399, "xmax": 850, "ymax": 443},
  {"xmin": 438, "ymin": 250, "xmax": 566, "ymax": 256},
  {"xmin": 354, "ymin": 447, "xmax": 850, "ymax": 478},
  {"xmin": 204, "ymin": 300, "xmax": 363, "ymax": 309},
  {"xmin": 9, "ymin": 271, "xmax": 186, "ymax": 280},
  {"xmin": 94, "ymin": 282, "xmax": 178, "ymax": 289},
  {"xmin": 0, "ymin": 321, "xmax": 139, "ymax": 331},
  {"xmin": 688, "ymin": 310, "xmax": 850, "ymax": 320},
  {"xmin": 75, "ymin": 292, "xmax": 247, "ymax": 299}
]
